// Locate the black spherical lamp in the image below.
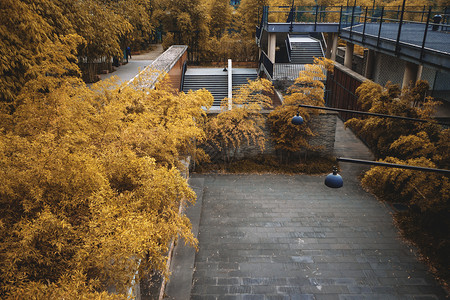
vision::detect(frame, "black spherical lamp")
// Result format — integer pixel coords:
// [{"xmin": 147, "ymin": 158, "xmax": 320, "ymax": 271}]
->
[
  {"xmin": 291, "ymin": 114, "xmax": 304, "ymax": 125},
  {"xmin": 324, "ymin": 166, "xmax": 343, "ymax": 188}
]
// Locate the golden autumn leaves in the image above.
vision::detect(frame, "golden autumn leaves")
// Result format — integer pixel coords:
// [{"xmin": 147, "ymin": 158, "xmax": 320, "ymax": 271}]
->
[
  {"xmin": 0, "ymin": 54, "xmax": 332, "ymax": 297},
  {"xmin": 0, "ymin": 72, "xmax": 213, "ymax": 298},
  {"xmin": 346, "ymin": 80, "xmax": 449, "ymax": 213}
]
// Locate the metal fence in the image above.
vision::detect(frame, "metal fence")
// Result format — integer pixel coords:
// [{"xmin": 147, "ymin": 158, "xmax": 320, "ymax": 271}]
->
[
  {"xmin": 339, "ymin": 6, "xmax": 449, "ymax": 55},
  {"xmin": 325, "ymin": 64, "xmax": 364, "ymax": 122},
  {"xmin": 258, "ymin": 5, "xmax": 448, "ymax": 28}
]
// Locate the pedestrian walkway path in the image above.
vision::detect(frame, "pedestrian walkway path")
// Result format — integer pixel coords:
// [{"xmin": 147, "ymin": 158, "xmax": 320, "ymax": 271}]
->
[
  {"xmin": 165, "ymin": 118, "xmax": 447, "ymax": 299},
  {"xmin": 89, "ymin": 44, "xmax": 164, "ymax": 85}
]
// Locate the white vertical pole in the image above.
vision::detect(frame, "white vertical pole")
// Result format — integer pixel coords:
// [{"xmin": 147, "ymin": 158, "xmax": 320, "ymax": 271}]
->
[
  {"xmin": 268, "ymin": 33, "xmax": 276, "ymax": 63},
  {"xmin": 228, "ymin": 59, "xmax": 232, "ymax": 110}
]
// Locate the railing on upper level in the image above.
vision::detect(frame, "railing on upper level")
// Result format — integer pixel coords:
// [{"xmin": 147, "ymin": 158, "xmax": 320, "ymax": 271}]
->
[
  {"xmin": 256, "ymin": 5, "xmax": 449, "ymax": 70},
  {"xmin": 258, "ymin": 5, "xmax": 448, "ymax": 29},
  {"xmin": 258, "ymin": 5, "xmax": 343, "ymax": 29},
  {"xmin": 339, "ymin": 6, "xmax": 449, "ymax": 69}
]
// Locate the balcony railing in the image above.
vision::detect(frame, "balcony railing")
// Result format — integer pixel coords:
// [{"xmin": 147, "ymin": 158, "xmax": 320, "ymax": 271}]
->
[{"xmin": 256, "ymin": 5, "xmax": 449, "ymax": 69}]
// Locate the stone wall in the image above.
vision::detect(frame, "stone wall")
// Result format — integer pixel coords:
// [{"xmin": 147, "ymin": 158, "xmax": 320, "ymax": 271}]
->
[
  {"xmin": 204, "ymin": 111, "xmax": 337, "ymax": 163},
  {"xmin": 308, "ymin": 112, "xmax": 337, "ymax": 153}
]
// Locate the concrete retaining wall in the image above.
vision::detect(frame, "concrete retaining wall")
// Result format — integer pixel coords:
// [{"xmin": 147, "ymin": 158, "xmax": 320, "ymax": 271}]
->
[
  {"xmin": 130, "ymin": 45, "xmax": 188, "ymax": 91},
  {"xmin": 203, "ymin": 111, "xmax": 337, "ymax": 163}
]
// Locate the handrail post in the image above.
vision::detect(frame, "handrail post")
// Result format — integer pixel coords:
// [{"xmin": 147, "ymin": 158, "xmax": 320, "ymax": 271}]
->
[
  {"xmin": 227, "ymin": 59, "xmax": 232, "ymax": 110},
  {"xmin": 314, "ymin": 5, "xmax": 319, "ymax": 31},
  {"xmin": 420, "ymin": 7, "xmax": 432, "ymax": 61},
  {"xmin": 395, "ymin": 0, "xmax": 407, "ymax": 54},
  {"xmin": 349, "ymin": 5, "xmax": 356, "ymax": 40},
  {"xmin": 421, "ymin": 5, "xmax": 426, "ymax": 22},
  {"xmin": 377, "ymin": 6, "xmax": 384, "ymax": 47},
  {"xmin": 362, "ymin": 7, "xmax": 368, "ymax": 42},
  {"xmin": 339, "ymin": 6, "xmax": 343, "ymax": 32},
  {"xmin": 289, "ymin": 0, "xmax": 294, "ymax": 32}
]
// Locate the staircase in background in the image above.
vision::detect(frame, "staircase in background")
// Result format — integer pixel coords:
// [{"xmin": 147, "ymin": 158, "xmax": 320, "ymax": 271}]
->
[
  {"xmin": 232, "ymin": 72, "xmax": 258, "ymax": 93},
  {"xmin": 289, "ymin": 35, "xmax": 324, "ymax": 64},
  {"xmin": 182, "ymin": 73, "xmax": 228, "ymax": 106},
  {"xmin": 182, "ymin": 69, "xmax": 258, "ymax": 107}
]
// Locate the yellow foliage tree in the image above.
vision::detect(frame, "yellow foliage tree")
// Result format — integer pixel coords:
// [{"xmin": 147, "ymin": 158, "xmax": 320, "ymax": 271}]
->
[
  {"xmin": 236, "ymin": 0, "xmax": 268, "ymax": 38},
  {"xmin": 208, "ymin": 0, "xmax": 234, "ymax": 38},
  {"xmin": 201, "ymin": 79, "xmax": 274, "ymax": 163},
  {"xmin": 154, "ymin": 0, "xmax": 210, "ymax": 51},
  {"xmin": 346, "ymin": 80, "xmax": 441, "ymax": 157},
  {"xmin": 346, "ymin": 79, "xmax": 449, "ymax": 284},
  {"xmin": 1, "ymin": 61, "xmax": 213, "ymax": 298},
  {"xmin": 268, "ymin": 57, "xmax": 334, "ymax": 161}
]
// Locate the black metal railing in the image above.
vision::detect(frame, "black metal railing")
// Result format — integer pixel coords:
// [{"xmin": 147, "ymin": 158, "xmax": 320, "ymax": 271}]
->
[
  {"xmin": 338, "ymin": 5, "xmax": 449, "ymax": 64},
  {"xmin": 180, "ymin": 61, "xmax": 187, "ymax": 91},
  {"xmin": 257, "ymin": 5, "xmax": 347, "ymax": 28},
  {"xmin": 256, "ymin": 5, "xmax": 449, "ymax": 67},
  {"xmin": 257, "ymin": 5, "xmax": 449, "ymax": 34},
  {"xmin": 286, "ymin": 37, "xmax": 292, "ymax": 62},
  {"xmin": 260, "ymin": 51, "xmax": 273, "ymax": 79}
]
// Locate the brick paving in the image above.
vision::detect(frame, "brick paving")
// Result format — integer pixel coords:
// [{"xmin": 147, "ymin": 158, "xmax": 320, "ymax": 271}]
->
[
  {"xmin": 166, "ymin": 119, "xmax": 448, "ymax": 299},
  {"xmin": 188, "ymin": 172, "xmax": 446, "ymax": 300},
  {"xmin": 100, "ymin": 42, "xmax": 447, "ymax": 299}
]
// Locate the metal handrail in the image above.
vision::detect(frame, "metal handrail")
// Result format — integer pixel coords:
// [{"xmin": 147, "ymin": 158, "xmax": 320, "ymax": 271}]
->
[
  {"xmin": 257, "ymin": 5, "xmax": 449, "ymax": 73},
  {"xmin": 260, "ymin": 51, "xmax": 274, "ymax": 79},
  {"xmin": 337, "ymin": 157, "xmax": 450, "ymax": 175},
  {"xmin": 296, "ymin": 104, "xmax": 449, "ymax": 126},
  {"xmin": 263, "ymin": 5, "xmax": 448, "ymax": 25},
  {"xmin": 286, "ymin": 38, "xmax": 292, "ymax": 63},
  {"xmin": 180, "ymin": 61, "xmax": 187, "ymax": 91},
  {"xmin": 338, "ymin": 6, "xmax": 449, "ymax": 63}
]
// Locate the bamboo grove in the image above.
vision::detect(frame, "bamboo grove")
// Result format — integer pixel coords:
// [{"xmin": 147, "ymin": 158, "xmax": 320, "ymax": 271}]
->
[{"xmin": 1, "ymin": 0, "xmax": 449, "ymax": 297}]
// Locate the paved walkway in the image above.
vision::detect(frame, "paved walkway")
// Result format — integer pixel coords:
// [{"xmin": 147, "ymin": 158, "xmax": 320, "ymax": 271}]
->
[
  {"xmin": 89, "ymin": 44, "xmax": 164, "ymax": 85},
  {"xmin": 84, "ymin": 46, "xmax": 447, "ymax": 298},
  {"xmin": 165, "ymin": 119, "xmax": 448, "ymax": 299}
]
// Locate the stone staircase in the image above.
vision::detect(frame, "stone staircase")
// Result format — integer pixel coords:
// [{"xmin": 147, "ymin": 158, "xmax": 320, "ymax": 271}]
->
[
  {"xmin": 182, "ymin": 73, "xmax": 228, "ymax": 106},
  {"xmin": 289, "ymin": 35, "xmax": 324, "ymax": 64},
  {"xmin": 232, "ymin": 73, "xmax": 258, "ymax": 93},
  {"xmin": 182, "ymin": 69, "xmax": 258, "ymax": 107}
]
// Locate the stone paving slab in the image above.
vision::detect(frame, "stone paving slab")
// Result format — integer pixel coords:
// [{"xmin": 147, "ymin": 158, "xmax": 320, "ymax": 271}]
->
[
  {"xmin": 164, "ymin": 118, "xmax": 448, "ymax": 299},
  {"xmin": 188, "ymin": 174, "xmax": 447, "ymax": 299},
  {"xmin": 165, "ymin": 178, "xmax": 205, "ymax": 299}
]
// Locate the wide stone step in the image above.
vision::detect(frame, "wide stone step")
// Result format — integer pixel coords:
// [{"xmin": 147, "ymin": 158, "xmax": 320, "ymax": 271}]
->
[
  {"xmin": 232, "ymin": 74, "xmax": 258, "ymax": 87},
  {"xmin": 183, "ymin": 70, "xmax": 258, "ymax": 106},
  {"xmin": 290, "ymin": 40, "xmax": 323, "ymax": 64}
]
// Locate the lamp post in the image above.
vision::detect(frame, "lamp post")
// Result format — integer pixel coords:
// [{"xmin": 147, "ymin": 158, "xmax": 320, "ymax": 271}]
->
[
  {"xmin": 289, "ymin": 0, "xmax": 295, "ymax": 32},
  {"xmin": 325, "ymin": 157, "xmax": 450, "ymax": 188},
  {"xmin": 292, "ymin": 104, "xmax": 449, "ymax": 126}
]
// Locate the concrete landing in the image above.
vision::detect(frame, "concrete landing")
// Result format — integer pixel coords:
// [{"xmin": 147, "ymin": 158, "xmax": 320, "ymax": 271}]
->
[{"xmin": 164, "ymin": 119, "xmax": 447, "ymax": 299}]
